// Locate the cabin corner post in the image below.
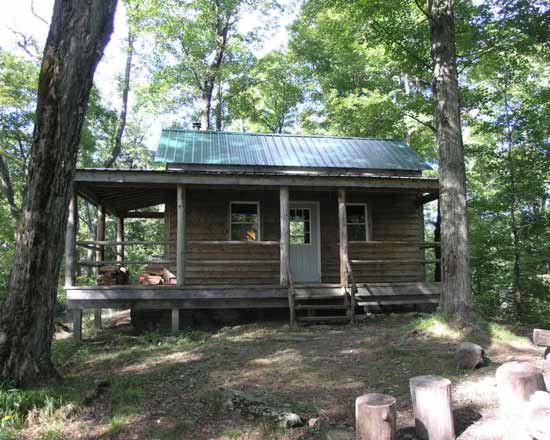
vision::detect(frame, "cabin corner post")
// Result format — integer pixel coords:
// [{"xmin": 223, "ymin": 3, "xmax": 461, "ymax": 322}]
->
[
  {"xmin": 64, "ymin": 192, "xmax": 77, "ymax": 288},
  {"xmin": 338, "ymin": 188, "xmax": 349, "ymax": 287},
  {"xmin": 176, "ymin": 185, "xmax": 186, "ymax": 286},
  {"xmin": 116, "ymin": 217, "xmax": 125, "ymax": 262},
  {"xmin": 280, "ymin": 186, "xmax": 290, "ymax": 287}
]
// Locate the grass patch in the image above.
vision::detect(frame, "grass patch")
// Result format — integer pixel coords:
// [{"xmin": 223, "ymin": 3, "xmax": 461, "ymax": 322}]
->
[
  {"xmin": 0, "ymin": 386, "xmax": 62, "ymax": 431},
  {"xmin": 106, "ymin": 414, "xmax": 131, "ymax": 436}
]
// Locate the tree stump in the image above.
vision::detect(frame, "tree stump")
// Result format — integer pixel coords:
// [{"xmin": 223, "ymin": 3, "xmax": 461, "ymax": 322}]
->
[
  {"xmin": 533, "ymin": 329, "xmax": 550, "ymax": 347},
  {"xmin": 409, "ymin": 375, "xmax": 455, "ymax": 440},
  {"xmin": 455, "ymin": 342, "xmax": 483, "ymax": 369},
  {"xmin": 495, "ymin": 361, "xmax": 547, "ymax": 416},
  {"xmin": 355, "ymin": 393, "xmax": 396, "ymax": 440}
]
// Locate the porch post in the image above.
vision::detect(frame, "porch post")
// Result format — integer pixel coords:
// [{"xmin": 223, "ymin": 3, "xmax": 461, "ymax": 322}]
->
[
  {"xmin": 95, "ymin": 205, "xmax": 106, "ymax": 262},
  {"xmin": 64, "ymin": 192, "xmax": 77, "ymax": 288},
  {"xmin": 116, "ymin": 217, "xmax": 125, "ymax": 262},
  {"xmin": 94, "ymin": 204, "xmax": 105, "ymax": 329},
  {"xmin": 280, "ymin": 186, "xmax": 290, "ymax": 287},
  {"xmin": 176, "ymin": 185, "xmax": 186, "ymax": 286},
  {"xmin": 338, "ymin": 189, "xmax": 349, "ymax": 287}
]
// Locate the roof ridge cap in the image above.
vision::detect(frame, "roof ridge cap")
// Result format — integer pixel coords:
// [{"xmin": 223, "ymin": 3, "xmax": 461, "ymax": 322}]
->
[{"xmin": 161, "ymin": 128, "xmax": 404, "ymax": 143}]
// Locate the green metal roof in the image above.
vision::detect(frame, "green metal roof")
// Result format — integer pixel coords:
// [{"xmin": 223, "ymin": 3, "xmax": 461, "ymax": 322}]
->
[{"xmin": 155, "ymin": 129, "xmax": 431, "ymax": 171}]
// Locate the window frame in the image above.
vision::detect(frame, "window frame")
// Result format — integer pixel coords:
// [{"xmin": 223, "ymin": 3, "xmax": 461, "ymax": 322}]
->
[
  {"xmin": 346, "ymin": 203, "xmax": 369, "ymax": 242},
  {"xmin": 289, "ymin": 207, "xmax": 312, "ymax": 246},
  {"xmin": 229, "ymin": 201, "xmax": 261, "ymax": 241}
]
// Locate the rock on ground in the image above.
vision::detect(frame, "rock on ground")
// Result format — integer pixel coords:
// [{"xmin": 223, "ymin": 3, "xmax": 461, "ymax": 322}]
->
[{"xmin": 456, "ymin": 341, "xmax": 484, "ymax": 369}]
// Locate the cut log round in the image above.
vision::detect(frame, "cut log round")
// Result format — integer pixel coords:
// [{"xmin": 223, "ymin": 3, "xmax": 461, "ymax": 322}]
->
[
  {"xmin": 496, "ymin": 361, "xmax": 547, "ymax": 416},
  {"xmin": 456, "ymin": 341, "xmax": 483, "ymax": 369},
  {"xmin": 355, "ymin": 393, "xmax": 396, "ymax": 440},
  {"xmin": 533, "ymin": 329, "xmax": 550, "ymax": 347},
  {"xmin": 409, "ymin": 375, "xmax": 455, "ymax": 440}
]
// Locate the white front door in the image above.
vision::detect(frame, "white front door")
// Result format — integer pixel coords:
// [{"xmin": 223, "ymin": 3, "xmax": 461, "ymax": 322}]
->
[{"xmin": 289, "ymin": 202, "xmax": 321, "ymax": 283}]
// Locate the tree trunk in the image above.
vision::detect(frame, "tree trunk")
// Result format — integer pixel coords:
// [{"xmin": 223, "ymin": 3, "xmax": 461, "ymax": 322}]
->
[
  {"xmin": 0, "ymin": 154, "xmax": 20, "ymax": 222},
  {"xmin": 434, "ymin": 201, "xmax": 441, "ymax": 282},
  {"xmin": 428, "ymin": 0, "xmax": 473, "ymax": 322},
  {"xmin": 200, "ymin": 79, "xmax": 214, "ymax": 130},
  {"xmin": 0, "ymin": 0, "xmax": 117, "ymax": 386},
  {"xmin": 502, "ymin": 76, "xmax": 522, "ymax": 320},
  {"xmin": 104, "ymin": 26, "xmax": 135, "ymax": 168},
  {"xmin": 215, "ymin": 80, "xmax": 223, "ymax": 131}
]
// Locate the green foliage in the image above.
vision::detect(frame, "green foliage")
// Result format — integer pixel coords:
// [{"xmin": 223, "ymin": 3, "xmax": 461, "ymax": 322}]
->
[{"xmin": 226, "ymin": 50, "xmax": 306, "ymax": 133}]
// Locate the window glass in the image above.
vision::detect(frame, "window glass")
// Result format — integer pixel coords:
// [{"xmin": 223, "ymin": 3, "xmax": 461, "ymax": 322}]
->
[
  {"xmin": 290, "ymin": 208, "xmax": 311, "ymax": 244},
  {"xmin": 231, "ymin": 203, "xmax": 259, "ymax": 241},
  {"xmin": 346, "ymin": 205, "xmax": 367, "ymax": 241}
]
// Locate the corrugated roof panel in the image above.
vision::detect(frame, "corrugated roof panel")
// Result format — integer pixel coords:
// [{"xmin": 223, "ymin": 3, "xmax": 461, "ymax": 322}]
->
[{"xmin": 154, "ymin": 129, "xmax": 431, "ymax": 171}]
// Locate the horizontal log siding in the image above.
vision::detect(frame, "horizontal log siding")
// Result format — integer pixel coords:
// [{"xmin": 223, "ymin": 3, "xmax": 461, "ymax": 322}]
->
[
  {"xmin": 166, "ymin": 189, "xmax": 280, "ymax": 285},
  {"xmin": 165, "ymin": 189, "xmax": 425, "ymax": 285}
]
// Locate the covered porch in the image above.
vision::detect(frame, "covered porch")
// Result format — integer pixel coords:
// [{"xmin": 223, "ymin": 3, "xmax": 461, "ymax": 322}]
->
[{"xmin": 65, "ymin": 168, "xmax": 441, "ymax": 338}]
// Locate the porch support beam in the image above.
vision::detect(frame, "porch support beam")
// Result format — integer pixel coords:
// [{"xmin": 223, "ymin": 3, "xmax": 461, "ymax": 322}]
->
[
  {"xmin": 280, "ymin": 186, "xmax": 290, "ymax": 287},
  {"xmin": 171, "ymin": 308, "xmax": 179, "ymax": 333},
  {"xmin": 94, "ymin": 204, "xmax": 105, "ymax": 329},
  {"xmin": 338, "ymin": 189, "xmax": 349, "ymax": 287},
  {"xmin": 95, "ymin": 205, "xmax": 106, "ymax": 262},
  {"xmin": 116, "ymin": 217, "xmax": 124, "ymax": 262},
  {"xmin": 176, "ymin": 185, "xmax": 186, "ymax": 286},
  {"xmin": 64, "ymin": 193, "xmax": 77, "ymax": 288},
  {"xmin": 72, "ymin": 309, "xmax": 82, "ymax": 341}
]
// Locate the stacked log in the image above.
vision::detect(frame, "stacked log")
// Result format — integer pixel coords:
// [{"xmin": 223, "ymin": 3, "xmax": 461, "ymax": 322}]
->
[
  {"xmin": 138, "ymin": 265, "xmax": 177, "ymax": 286},
  {"xmin": 96, "ymin": 265, "xmax": 129, "ymax": 285}
]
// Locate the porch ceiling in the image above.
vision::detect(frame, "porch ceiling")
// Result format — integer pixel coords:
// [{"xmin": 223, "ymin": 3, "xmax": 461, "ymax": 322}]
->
[{"xmin": 77, "ymin": 182, "xmax": 174, "ymax": 216}]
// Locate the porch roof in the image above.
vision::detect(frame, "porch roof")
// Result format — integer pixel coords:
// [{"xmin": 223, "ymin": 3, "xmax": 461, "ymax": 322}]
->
[
  {"xmin": 155, "ymin": 129, "xmax": 432, "ymax": 171},
  {"xmin": 74, "ymin": 167, "xmax": 439, "ymax": 216}
]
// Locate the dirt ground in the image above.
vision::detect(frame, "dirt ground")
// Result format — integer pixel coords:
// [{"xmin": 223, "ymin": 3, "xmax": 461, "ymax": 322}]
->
[{"xmin": 10, "ymin": 311, "xmax": 550, "ymax": 440}]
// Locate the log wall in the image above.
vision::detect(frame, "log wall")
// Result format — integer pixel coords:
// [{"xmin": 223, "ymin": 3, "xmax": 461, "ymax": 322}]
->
[{"xmin": 164, "ymin": 188, "xmax": 425, "ymax": 285}]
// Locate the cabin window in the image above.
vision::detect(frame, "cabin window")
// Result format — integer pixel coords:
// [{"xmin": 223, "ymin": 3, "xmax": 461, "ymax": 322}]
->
[
  {"xmin": 346, "ymin": 204, "xmax": 368, "ymax": 241},
  {"xmin": 290, "ymin": 208, "xmax": 311, "ymax": 245},
  {"xmin": 230, "ymin": 202, "xmax": 260, "ymax": 241}
]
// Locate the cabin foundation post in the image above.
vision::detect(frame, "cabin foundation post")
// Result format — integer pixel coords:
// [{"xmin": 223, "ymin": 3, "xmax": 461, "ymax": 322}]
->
[
  {"xmin": 176, "ymin": 185, "xmax": 186, "ymax": 286},
  {"xmin": 73, "ymin": 309, "xmax": 82, "ymax": 341},
  {"xmin": 94, "ymin": 205, "xmax": 105, "ymax": 329},
  {"xmin": 280, "ymin": 187, "xmax": 290, "ymax": 287},
  {"xmin": 171, "ymin": 308, "xmax": 179, "ymax": 334},
  {"xmin": 116, "ymin": 217, "xmax": 124, "ymax": 262},
  {"xmin": 65, "ymin": 193, "xmax": 77, "ymax": 288}
]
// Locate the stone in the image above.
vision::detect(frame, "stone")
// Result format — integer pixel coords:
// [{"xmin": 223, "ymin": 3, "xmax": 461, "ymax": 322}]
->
[
  {"xmin": 279, "ymin": 412, "xmax": 304, "ymax": 428},
  {"xmin": 308, "ymin": 417, "xmax": 320, "ymax": 428},
  {"xmin": 456, "ymin": 341, "xmax": 484, "ymax": 369}
]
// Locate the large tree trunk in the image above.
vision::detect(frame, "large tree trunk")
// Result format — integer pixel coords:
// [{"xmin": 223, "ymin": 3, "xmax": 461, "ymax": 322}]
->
[
  {"xmin": 0, "ymin": 0, "xmax": 117, "ymax": 386},
  {"xmin": 104, "ymin": 27, "xmax": 135, "ymax": 168},
  {"xmin": 200, "ymin": 79, "xmax": 214, "ymax": 130},
  {"xmin": 428, "ymin": 0, "xmax": 473, "ymax": 321},
  {"xmin": 434, "ymin": 202, "xmax": 442, "ymax": 282}
]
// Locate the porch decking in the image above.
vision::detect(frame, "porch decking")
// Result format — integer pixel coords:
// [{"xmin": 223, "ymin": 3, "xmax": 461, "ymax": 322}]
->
[{"xmin": 66, "ymin": 281, "xmax": 441, "ymax": 310}]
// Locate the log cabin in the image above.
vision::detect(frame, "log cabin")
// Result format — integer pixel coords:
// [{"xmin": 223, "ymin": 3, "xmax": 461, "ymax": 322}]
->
[{"xmin": 65, "ymin": 129, "xmax": 440, "ymax": 338}]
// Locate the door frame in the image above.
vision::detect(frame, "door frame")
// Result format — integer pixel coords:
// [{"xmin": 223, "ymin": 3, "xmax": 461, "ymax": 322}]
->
[{"xmin": 289, "ymin": 201, "xmax": 322, "ymax": 283}]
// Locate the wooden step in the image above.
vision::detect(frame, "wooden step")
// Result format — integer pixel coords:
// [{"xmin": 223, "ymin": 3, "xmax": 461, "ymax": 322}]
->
[
  {"xmin": 295, "ymin": 304, "xmax": 347, "ymax": 310},
  {"xmin": 296, "ymin": 315, "xmax": 350, "ymax": 323},
  {"xmin": 357, "ymin": 297, "xmax": 439, "ymax": 306}
]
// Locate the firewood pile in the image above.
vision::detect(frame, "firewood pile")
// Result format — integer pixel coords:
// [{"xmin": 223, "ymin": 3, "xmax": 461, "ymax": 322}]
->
[
  {"xmin": 96, "ymin": 265, "xmax": 129, "ymax": 285},
  {"xmin": 138, "ymin": 265, "xmax": 177, "ymax": 286}
]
